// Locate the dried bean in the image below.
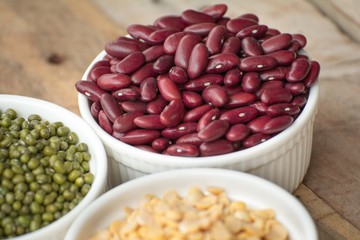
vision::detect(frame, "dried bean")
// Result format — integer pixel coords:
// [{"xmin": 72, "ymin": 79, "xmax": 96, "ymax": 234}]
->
[
  {"xmin": 182, "ymin": 91, "xmax": 203, "ymax": 109},
  {"xmin": 241, "ymin": 72, "xmax": 261, "ymax": 93},
  {"xmin": 174, "ymin": 34, "xmax": 201, "ymax": 69},
  {"xmin": 287, "ymin": 40, "xmax": 300, "ymax": 52},
  {"xmin": 119, "ymin": 129, "xmax": 160, "ymax": 145},
  {"xmin": 148, "ymin": 28, "xmax": 179, "ymax": 44},
  {"xmin": 242, "ymin": 133, "xmax": 272, "ymax": 148},
  {"xmin": 267, "ymin": 103, "xmax": 300, "ymax": 117},
  {"xmin": 121, "ymin": 101, "xmax": 147, "ymax": 113},
  {"xmin": 197, "ymin": 108, "xmax": 220, "ymax": 131},
  {"xmin": 239, "ymin": 55, "xmax": 277, "ymax": 72},
  {"xmin": 181, "ymin": 9, "xmax": 215, "ymax": 24},
  {"xmin": 100, "ymin": 93, "xmax": 123, "ymax": 122},
  {"xmin": 176, "ymin": 133, "xmax": 203, "ymax": 146},
  {"xmin": 113, "ymin": 111, "xmax": 143, "ymax": 133},
  {"xmin": 105, "ymin": 40, "xmax": 142, "ymax": 58},
  {"xmin": 217, "ymin": 17, "xmax": 230, "ymax": 26},
  {"xmin": 200, "ymin": 3, "xmax": 228, "ymax": 21},
  {"xmin": 127, "ymin": 24, "xmax": 154, "ymax": 41},
  {"xmin": 163, "ymin": 32, "xmax": 187, "ymax": 54},
  {"xmin": 153, "ymin": 55, "xmax": 175, "ymax": 73},
  {"xmin": 226, "ymin": 18, "xmax": 257, "ymax": 33},
  {"xmin": 97, "ymin": 73, "xmax": 131, "ymax": 91},
  {"xmin": 249, "ymin": 101, "xmax": 268, "ymax": 115},
  {"xmin": 165, "ymin": 143, "xmax": 199, "ymax": 157},
  {"xmin": 247, "ymin": 115, "xmax": 271, "ymax": 133},
  {"xmin": 112, "ymin": 87, "xmax": 140, "ymax": 101},
  {"xmin": 169, "ymin": 66, "xmax": 188, "ymax": 83},
  {"xmin": 202, "ymin": 84, "xmax": 229, "ymax": 107},
  {"xmin": 220, "ymin": 106, "xmax": 259, "ymax": 124},
  {"xmin": 241, "ymin": 37, "xmax": 263, "ymax": 56},
  {"xmin": 98, "ymin": 110, "xmax": 113, "ymax": 134},
  {"xmin": 143, "ymin": 45, "xmax": 165, "ymax": 62},
  {"xmin": 266, "ymin": 50, "xmax": 296, "ymax": 65},
  {"xmin": 237, "ymin": 13, "xmax": 259, "ymax": 22},
  {"xmin": 197, "ymin": 119, "xmax": 229, "ymax": 142},
  {"xmin": 225, "ymin": 123, "xmax": 250, "ymax": 141},
  {"xmin": 161, "ymin": 122, "xmax": 197, "ymax": 140},
  {"xmin": 160, "ymin": 99, "xmax": 184, "ymax": 127},
  {"xmin": 261, "ymin": 33, "xmax": 293, "ymax": 53},
  {"xmin": 225, "ymin": 92, "xmax": 257, "ymax": 108},
  {"xmin": 157, "ymin": 74, "xmax": 182, "ymax": 101},
  {"xmin": 139, "ymin": 77, "xmax": 158, "ymax": 102},
  {"xmin": 291, "ymin": 94, "xmax": 307, "ymax": 107},
  {"xmin": 117, "ymin": 36, "xmax": 150, "ymax": 50},
  {"xmin": 256, "ymin": 80, "xmax": 285, "ymax": 98},
  {"xmin": 292, "ymin": 33, "xmax": 307, "ymax": 48},
  {"xmin": 224, "ymin": 68, "xmax": 243, "ymax": 87},
  {"xmin": 303, "ymin": 61, "xmax": 320, "ymax": 87},
  {"xmin": 199, "ymin": 139, "xmax": 234, "ymax": 156},
  {"xmin": 90, "ymin": 101, "xmax": 102, "ymax": 118},
  {"xmin": 154, "ymin": 15, "xmax": 188, "ymax": 30},
  {"xmin": 183, "ymin": 104, "xmax": 213, "ymax": 122},
  {"xmin": 75, "ymin": 81, "xmax": 106, "ymax": 102},
  {"xmin": 187, "ymin": 43, "xmax": 209, "ymax": 79},
  {"xmin": 115, "ymin": 52, "xmax": 146, "ymax": 74},
  {"xmin": 285, "ymin": 82, "xmax": 306, "ymax": 95},
  {"xmin": 266, "ymin": 28, "xmax": 281, "ymax": 36},
  {"xmin": 206, "ymin": 25, "xmax": 227, "ymax": 55},
  {"xmin": 130, "ymin": 63, "xmax": 157, "ymax": 85},
  {"xmin": 262, "ymin": 115, "xmax": 294, "ymax": 134},
  {"xmin": 260, "ymin": 87, "xmax": 292, "ymax": 105},
  {"xmin": 206, "ymin": 53, "xmax": 239, "ymax": 73},
  {"xmin": 260, "ymin": 66, "xmax": 288, "ymax": 81},
  {"xmin": 152, "ymin": 138, "xmax": 171, "ymax": 151},
  {"xmin": 286, "ymin": 58, "xmax": 311, "ymax": 82},
  {"xmin": 183, "ymin": 22, "xmax": 217, "ymax": 37},
  {"xmin": 184, "ymin": 74, "xmax": 223, "ymax": 91},
  {"xmin": 221, "ymin": 36, "xmax": 242, "ymax": 54},
  {"xmin": 89, "ymin": 66, "xmax": 112, "ymax": 83},
  {"xmin": 134, "ymin": 115, "xmax": 166, "ymax": 130},
  {"xmin": 225, "ymin": 85, "xmax": 243, "ymax": 96},
  {"xmin": 146, "ymin": 96, "xmax": 168, "ymax": 114},
  {"xmin": 236, "ymin": 24, "xmax": 268, "ymax": 39}
]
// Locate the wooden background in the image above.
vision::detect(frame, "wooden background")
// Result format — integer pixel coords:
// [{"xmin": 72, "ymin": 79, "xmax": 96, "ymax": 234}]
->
[{"xmin": 0, "ymin": 0, "xmax": 360, "ymax": 239}]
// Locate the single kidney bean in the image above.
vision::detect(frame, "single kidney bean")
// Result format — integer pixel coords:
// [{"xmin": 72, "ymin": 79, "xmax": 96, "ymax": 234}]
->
[
  {"xmin": 90, "ymin": 101, "xmax": 102, "ymax": 119},
  {"xmin": 161, "ymin": 122, "xmax": 197, "ymax": 140},
  {"xmin": 285, "ymin": 82, "xmax": 306, "ymax": 95},
  {"xmin": 226, "ymin": 123, "xmax": 250, "ymax": 141},
  {"xmin": 163, "ymin": 32, "xmax": 187, "ymax": 54},
  {"xmin": 174, "ymin": 34, "xmax": 201, "ymax": 69},
  {"xmin": 98, "ymin": 110, "xmax": 113, "ymax": 134},
  {"xmin": 135, "ymin": 145, "xmax": 158, "ymax": 153},
  {"xmin": 97, "ymin": 73, "xmax": 132, "ymax": 91},
  {"xmin": 200, "ymin": 3, "xmax": 227, "ymax": 21},
  {"xmin": 256, "ymin": 80, "xmax": 285, "ymax": 98},
  {"xmin": 127, "ymin": 24, "xmax": 154, "ymax": 41},
  {"xmin": 115, "ymin": 52, "xmax": 146, "ymax": 74},
  {"xmin": 176, "ymin": 133, "xmax": 203, "ymax": 146},
  {"xmin": 224, "ymin": 68, "xmax": 243, "ymax": 87},
  {"xmin": 116, "ymin": 36, "xmax": 150, "ymax": 51},
  {"xmin": 113, "ymin": 111, "xmax": 143, "ymax": 133},
  {"xmin": 199, "ymin": 139, "xmax": 234, "ymax": 156},
  {"xmin": 146, "ymin": 95, "xmax": 168, "ymax": 114},
  {"xmin": 241, "ymin": 37, "xmax": 263, "ymax": 56},
  {"xmin": 225, "ymin": 85, "xmax": 243, "ymax": 96},
  {"xmin": 292, "ymin": 33, "xmax": 307, "ymax": 48},
  {"xmin": 184, "ymin": 74, "xmax": 223, "ymax": 91},
  {"xmin": 287, "ymin": 40, "xmax": 300, "ymax": 52},
  {"xmin": 183, "ymin": 22, "xmax": 217, "ymax": 37},
  {"xmin": 187, "ymin": 43, "xmax": 209, "ymax": 79},
  {"xmin": 267, "ymin": 103, "xmax": 300, "ymax": 117},
  {"xmin": 260, "ymin": 87, "xmax": 292, "ymax": 105},
  {"xmin": 143, "ymin": 45, "xmax": 165, "ymax": 62},
  {"xmin": 89, "ymin": 66, "xmax": 112, "ymax": 83},
  {"xmin": 169, "ymin": 66, "xmax": 188, "ymax": 84},
  {"xmin": 236, "ymin": 13, "xmax": 259, "ymax": 22},
  {"xmin": 183, "ymin": 104, "xmax": 213, "ymax": 122},
  {"xmin": 157, "ymin": 74, "xmax": 182, "ymax": 101},
  {"xmin": 134, "ymin": 115, "xmax": 166, "ymax": 130},
  {"xmin": 197, "ymin": 108, "xmax": 221, "ymax": 131},
  {"xmin": 105, "ymin": 40, "xmax": 142, "ymax": 58},
  {"xmin": 130, "ymin": 63, "xmax": 157, "ymax": 85},
  {"xmin": 165, "ymin": 143, "xmax": 200, "ymax": 157},
  {"xmin": 154, "ymin": 15, "xmax": 188, "ymax": 30},
  {"xmin": 303, "ymin": 61, "xmax": 320, "ymax": 87},
  {"xmin": 206, "ymin": 25, "xmax": 227, "ymax": 55},
  {"xmin": 225, "ymin": 92, "xmax": 257, "ymax": 108},
  {"xmin": 182, "ymin": 91, "xmax": 203, "ymax": 109},
  {"xmin": 75, "ymin": 81, "xmax": 106, "ymax": 102},
  {"xmin": 148, "ymin": 28, "xmax": 179, "ymax": 44},
  {"xmin": 266, "ymin": 50, "xmax": 296, "ymax": 66},
  {"xmin": 259, "ymin": 66, "xmax": 288, "ymax": 81},
  {"xmin": 220, "ymin": 106, "xmax": 259, "ymax": 124},
  {"xmin": 242, "ymin": 133, "xmax": 272, "ymax": 148},
  {"xmin": 226, "ymin": 17, "xmax": 257, "ymax": 33},
  {"xmin": 139, "ymin": 77, "xmax": 158, "ymax": 102},
  {"xmin": 249, "ymin": 101, "xmax": 268, "ymax": 115},
  {"xmin": 153, "ymin": 55, "xmax": 175, "ymax": 74},
  {"xmin": 247, "ymin": 115, "xmax": 271, "ymax": 133},
  {"xmin": 206, "ymin": 53, "xmax": 240, "ymax": 73},
  {"xmin": 286, "ymin": 58, "xmax": 311, "ymax": 82},
  {"xmin": 100, "ymin": 93, "xmax": 123, "ymax": 122},
  {"xmin": 262, "ymin": 115, "xmax": 294, "ymax": 134},
  {"xmin": 121, "ymin": 101, "xmax": 147, "ymax": 113},
  {"xmin": 202, "ymin": 84, "xmax": 229, "ymax": 107},
  {"xmin": 266, "ymin": 28, "xmax": 281, "ymax": 36},
  {"xmin": 198, "ymin": 119, "xmax": 229, "ymax": 142},
  {"xmin": 221, "ymin": 36, "xmax": 241, "ymax": 54},
  {"xmin": 236, "ymin": 24, "xmax": 268, "ymax": 39},
  {"xmin": 181, "ymin": 9, "xmax": 215, "ymax": 24},
  {"xmin": 112, "ymin": 87, "xmax": 140, "ymax": 101},
  {"xmin": 152, "ymin": 137, "xmax": 171, "ymax": 151},
  {"xmin": 241, "ymin": 72, "xmax": 261, "ymax": 93},
  {"xmin": 291, "ymin": 94, "xmax": 307, "ymax": 107},
  {"xmin": 160, "ymin": 99, "xmax": 185, "ymax": 127},
  {"xmin": 261, "ymin": 33, "xmax": 293, "ymax": 53},
  {"xmin": 239, "ymin": 55, "xmax": 277, "ymax": 72},
  {"xmin": 119, "ymin": 129, "xmax": 160, "ymax": 145}
]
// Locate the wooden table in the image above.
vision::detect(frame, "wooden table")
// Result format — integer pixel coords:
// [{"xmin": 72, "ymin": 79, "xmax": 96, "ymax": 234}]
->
[{"xmin": 1, "ymin": 1, "xmax": 360, "ymax": 239}]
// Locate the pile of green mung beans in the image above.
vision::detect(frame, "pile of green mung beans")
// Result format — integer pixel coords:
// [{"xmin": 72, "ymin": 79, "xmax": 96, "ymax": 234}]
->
[{"xmin": 0, "ymin": 108, "xmax": 94, "ymax": 238}]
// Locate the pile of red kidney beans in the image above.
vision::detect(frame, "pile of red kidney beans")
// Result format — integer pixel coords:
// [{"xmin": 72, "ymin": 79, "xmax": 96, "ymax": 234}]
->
[{"xmin": 76, "ymin": 4, "xmax": 320, "ymax": 157}]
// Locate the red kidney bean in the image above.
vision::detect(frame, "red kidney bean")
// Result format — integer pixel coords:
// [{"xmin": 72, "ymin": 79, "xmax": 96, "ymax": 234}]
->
[
  {"xmin": 184, "ymin": 74, "xmax": 223, "ymax": 91},
  {"xmin": 161, "ymin": 122, "xmax": 197, "ymax": 140},
  {"xmin": 183, "ymin": 104, "xmax": 213, "ymax": 122},
  {"xmin": 221, "ymin": 36, "xmax": 241, "ymax": 54},
  {"xmin": 176, "ymin": 133, "xmax": 203, "ymax": 146},
  {"xmin": 197, "ymin": 108, "xmax": 220, "ymax": 131},
  {"xmin": 100, "ymin": 93, "xmax": 123, "ymax": 122},
  {"xmin": 198, "ymin": 119, "xmax": 229, "ymax": 142},
  {"xmin": 148, "ymin": 28, "xmax": 179, "ymax": 44},
  {"xmin": 247, "ymin": 115, "xmax": 272, "ymax": 133},
  {"xmin": 249, "ymin": 101, "xmax": 268, "ymax": 115},
  {"xmin": 256, "ymin": 80, "xmax": 285, "ymax": 98},
  {"xmin": 135, "ymin": 145, "xmax": 158, "ymax": 153},
  {"xmin": 105, "ymin": 40, "xmax": 142, "ymax": 58},
  {"xmin": 261, "ymin": 67, "xmax": 288, "ymax": 81},
  {"xmin": 139, "ymin": 77, "xmax": 158, "ymax": 102},
  {"xmin": 287, "ymin": 40, "xmax": 300, "ymax": 52},
  {"xmin": 187, "ymin": 43, "xmax": 209, "ymax": 79},
  {"xmin": 89, "ymin": 60, "xmax": 110, "ymax": 71},
  {"xmin": 286, "ymin": 58, "xmax": 311, "ymax": 82},
  {"xmin": 169, "ymin": 66, "xmax": 188, "ymax": 84},
  {"xmin": 154, "ymin": 15, "xmax": 188, "ymax": 30},
  {"xmin": 166, "ymin": 143, "xmax": 200, "ymax": 157},
  {"xmin": 220, "ymin": 106, "xmax": 259, "ymax": 124},
  {"xmin": 266, "ymin": 50, "xmax": 296, "ymax": 66},
  {"xmin": 146, "ymin": 96, "xmax": 167, "ymax": 114},
  {"xmin": 113, "ymin": 111, "xmax": 143, "ymax": 133},
  {"xmin": 88, "ymin": 66, "xmax": 112, "ymax": 83},
  {"xmin": 115, "ymin": 52, "xmax": 146, "ymax": 74},
  {"xmin": 292, "ymin": 33, "xmax": 307, "ymax": 48},
  {"xmin": 224, "ymin": 68, "xmax": 243, "ymax": 87},
  {"xmin": 182, "ymin": 91, "xmax": 203, "ymax": 109},
  {"xmin": 157, "ymin": 74, "xmax": 181, "ymax": 101},
  {"xmin": 239, "ymin": 55, "xmax": 277, "ymax": 72},
  {"xmin": 174, "ymin": 34, "xmax": 201, "ymax": 69},
  {"xmin": 143, "ymin": 45, "xmax": 165, "ymax": 62},
  {"xmin": 75, "ymin": 81, "xmax": 106, "ymax": 102},
  {"xmin": 241, "ymin": 72, "xmax": 261, "ymax": 93},
  {"xmin": 152, "ymin": 137, "xmax": 171, "ymax": 151},
  {"xmin": 117, "ymin": 36, "xmax": 150, "ymax": 51},
  {"xmin": 98, "ymin": 110, "xmax": 113, "ymax": 134},
  {"xmin": 226, "ymin": 18, "xmax": 257, "ymax": 33},
  {"xmin": 181, "ymin": 9, "xmax": 215, "ymax": 24},
  {"xmin": 236, "ymin": 13, "xmax": 259, "ymax": 22},
  {"xmin": 153, "ymin": 55, "xmax": 174, "ymax": 73},
  {"xmin": 112, "ymin": 87, "xmax": 140, "ymax": 101},
  {"xmin": 206, "ymin": 25, "xmax": 227, "ymax": 55},
  {"xmin": 242, "ymin": 133, "xmax": 272, "ymax": 148},
  {"xmin": 262, "ymin": 115, "xmax": 294, "ymax": 134},
  {"xmin": 134, "ymin": 114, "xmax": 166, "ymax": 130},
  {"xmin": 200, "ymin": 139, "xmax": 234, "ymax": 156},
  {"xmin": 261, "ymin": 33, "xmax": 293, "ymax": 53},
  {"xmin": 266, "ymin": 28, "xmax": 281, "ymax": 36},
  {"xmin": 130, "ymin": 63, "xmax": 157, "ymax": 85},
  {"xmin": 160, "ymin": 99, "xmax": 184, "ymax": 127},
  {"xmin": 206, "ymin": 53, "xmax": 239, "ymax": 73},
  {"xmin": 260, "ymin": 87, "xmax": 292, "ymax": 105},
  {"xmin": 267, "ymin": 103, "xmax": 300, "ymax": 117},
  {"xmin": 90, "ymin": 101, "xmax": 102, "ymax": 119},
  {"xmin": 200, "ymin": 3, "xmax": 227, "ymax": 21},
  {"xmin": 110, "ymin": 57, "xmax": 120, "ymax": 66},
  {"xmin": 225, "ymin": 86, "xmax": 243, "ymax": 96},
  {"xmin": 226, "ymin": 123, "xmax": 250, "ymax": 141},
  {"xmin": 202, "ymin": 84, "xmax": 229, "ymax": 107},
  {"xmin": 97, "ymin": 73, "xmax": 131, "ymax": 91},
  {"xmin": 236, "ymin": 24, "xmax": 268, "ymax": 39},
  {"xmin": 303, "ymin": 61, "xmax": 320, "ymax": 87},
  {"xmin": 285, "ymin": 82, "xmax": 306, "ymax": 95},
  {"xmin": 183, "ymin": 22, "xmax": 217, "ymax": 37},
  {"xmin": 217, "ymin": 17, "xmax": 230, "ymax": 26},
  {"xmin": 241, "ymin": 37, "xmax": 263, "ymax": 56},
  {"xmin": 127, "ymin": 24, "xmax": 154, "ymax": 41},
  {"xmin": 119, "ymin": 129, "xmax": 160, "ymax": 145},
  {"xmin": 163, "ymin": 32, "xmax": 187, "ymax": 54},
  {"xmin": 225, "ymin": 92, "xmax": 257, "ymax": 108},
  {"xmin": 121, "ymin": 101, "xmax": 147, "ymax": 113},
  {"xmin": 291, "ymin": 94, "xmax": 307, "ymax": 107}
]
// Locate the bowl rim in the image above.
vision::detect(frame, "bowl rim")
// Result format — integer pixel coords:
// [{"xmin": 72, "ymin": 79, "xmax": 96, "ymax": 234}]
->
[
  {"xmin": 0, "ymin": 94, "xmax": 108, "ymax": 239},
  {"xmin": 78, "ymin": 50, "xmax": 320, "ymax": 168}
]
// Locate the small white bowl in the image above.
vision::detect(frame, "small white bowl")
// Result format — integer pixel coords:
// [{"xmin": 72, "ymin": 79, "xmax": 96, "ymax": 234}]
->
[
  {"xmin": 65, "ymin": 168, "xmax": 318, "ymax": 240},
  {"xmin": 0, "ymin": 94, "xmax": 108, "ymax": 240}
]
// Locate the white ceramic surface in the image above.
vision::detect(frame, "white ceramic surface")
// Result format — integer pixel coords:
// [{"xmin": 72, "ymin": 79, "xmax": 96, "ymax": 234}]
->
[
  {"xmin": 65, "ymin": 168, "xmax": 318, "ymax": 240},
  {"xmin": 0, "ymin": 95, "xmax": 108, "ymax": 240},
  {"xmin": 78, "ymin": 50, "xmax": 319, "ymax": 192}
]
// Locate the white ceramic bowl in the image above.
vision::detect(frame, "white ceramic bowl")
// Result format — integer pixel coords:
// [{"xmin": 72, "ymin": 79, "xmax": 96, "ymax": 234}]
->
[
  {"xmin": 0, "ymin": 94, "xmax": 108, "ymax": 240},
  {"xmin": 78, "ymin": 50, "xmax": 319, "ymax": 192},
  {"xmin": 65, "ymin": 168, "xmax": 318, "ymax": 240}
]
